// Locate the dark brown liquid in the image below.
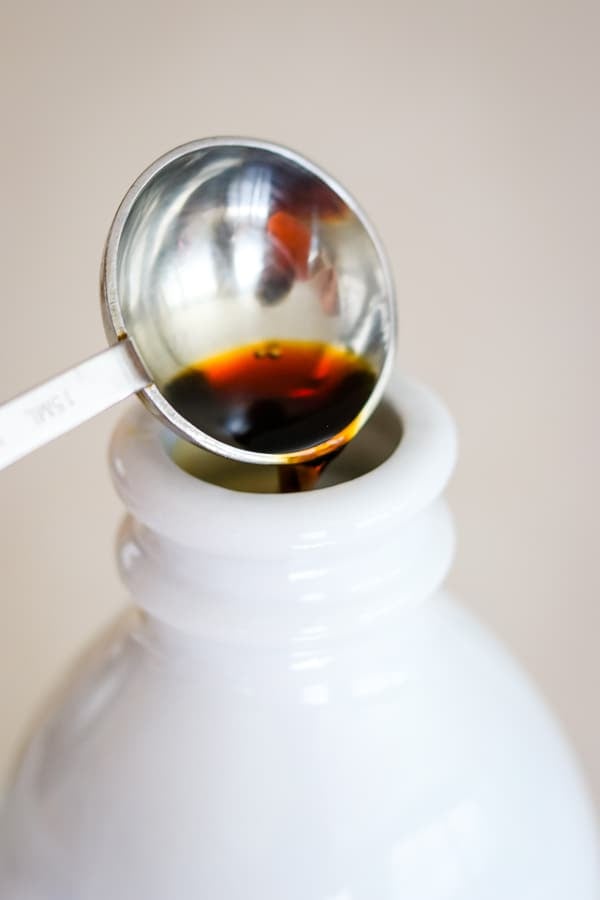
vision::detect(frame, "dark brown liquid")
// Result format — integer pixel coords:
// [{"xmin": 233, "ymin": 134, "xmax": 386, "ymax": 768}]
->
[{"xmin": 164, "ymin": 340, "xmax": 377, "ymax": 491}]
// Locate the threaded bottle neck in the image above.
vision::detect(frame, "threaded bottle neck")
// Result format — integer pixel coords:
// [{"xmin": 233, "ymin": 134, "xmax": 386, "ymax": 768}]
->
[{"xmin": 110, "ymin": 375, "xmax": 457, "ymax": 642}]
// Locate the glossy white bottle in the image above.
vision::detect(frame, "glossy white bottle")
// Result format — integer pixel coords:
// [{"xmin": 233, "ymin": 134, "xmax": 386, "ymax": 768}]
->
[{"xmin": 1, "ymin": 375, "xmax": 598, "ymax": 899}]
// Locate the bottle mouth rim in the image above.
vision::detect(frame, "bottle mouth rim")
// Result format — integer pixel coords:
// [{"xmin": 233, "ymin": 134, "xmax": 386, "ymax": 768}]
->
[{"xmin": 109, "ymin": 373, "xmax": 457, "ymax": 556}]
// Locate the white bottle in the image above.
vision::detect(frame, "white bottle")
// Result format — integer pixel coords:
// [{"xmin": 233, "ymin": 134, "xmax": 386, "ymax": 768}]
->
[{"xmin": 1, "ymin": 375, "xmax": 598, "ymax": 899}]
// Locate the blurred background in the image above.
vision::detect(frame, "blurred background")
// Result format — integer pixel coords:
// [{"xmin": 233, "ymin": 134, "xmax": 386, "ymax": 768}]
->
[{"xmin": 0, "ymin": 0, "xmax": 598, "ymax": 807}]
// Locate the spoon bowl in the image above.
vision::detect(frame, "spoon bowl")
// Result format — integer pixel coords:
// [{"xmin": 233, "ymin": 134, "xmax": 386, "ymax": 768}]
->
[{"xmin": 102, "ymin": 138, "xmax": 396, "ymax": 463}]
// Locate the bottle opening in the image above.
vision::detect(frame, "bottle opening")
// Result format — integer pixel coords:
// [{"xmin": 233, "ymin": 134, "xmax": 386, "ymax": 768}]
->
[{"xmin": 165, "ymin": 399, "xmax": 403, "ymax": 494}]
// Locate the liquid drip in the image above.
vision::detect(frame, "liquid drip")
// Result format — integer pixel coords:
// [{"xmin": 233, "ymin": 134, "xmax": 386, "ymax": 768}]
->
[{"xmin": 164, "ymin": 340, "xmax": 377, "ymax": 491}]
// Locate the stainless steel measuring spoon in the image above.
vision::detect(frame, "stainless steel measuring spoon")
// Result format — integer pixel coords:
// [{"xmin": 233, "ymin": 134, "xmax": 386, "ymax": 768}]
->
[{"xmin": 0, "ymin": 137, "xmax": 396, "ymax": 471}]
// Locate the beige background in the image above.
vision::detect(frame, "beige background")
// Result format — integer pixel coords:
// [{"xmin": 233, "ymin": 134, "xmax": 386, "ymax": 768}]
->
[{"xmin": 1, "ymin": 0, "xmax": 599, "ymax": 807}]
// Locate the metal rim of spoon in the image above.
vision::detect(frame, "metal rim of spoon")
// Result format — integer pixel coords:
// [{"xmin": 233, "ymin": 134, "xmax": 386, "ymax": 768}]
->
[{"xmin": 0, "ymin": 137, "xmax": 396, "ymax": 472}]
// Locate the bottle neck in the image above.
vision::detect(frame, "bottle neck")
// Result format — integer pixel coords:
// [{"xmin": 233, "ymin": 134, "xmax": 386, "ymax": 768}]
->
[{"xmin": 110, "ymin": 375, "xmax": 457, "ymax": 645}]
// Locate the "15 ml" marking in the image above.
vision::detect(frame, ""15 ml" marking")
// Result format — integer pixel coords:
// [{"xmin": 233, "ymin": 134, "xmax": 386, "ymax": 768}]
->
[{"xmin": 25, "ymin": 390, "xmax": 75, "ymax": 426}]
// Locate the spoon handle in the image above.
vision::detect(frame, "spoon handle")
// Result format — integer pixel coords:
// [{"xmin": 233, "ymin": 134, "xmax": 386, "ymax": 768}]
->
[{"xmin": 0, "ymin": 340, "xmax": 150, "ymax": 471}]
